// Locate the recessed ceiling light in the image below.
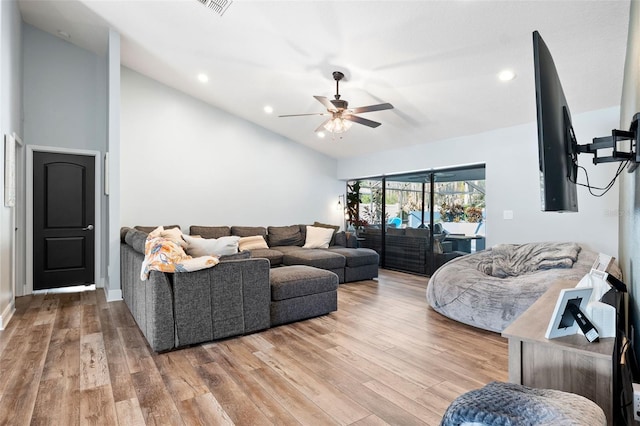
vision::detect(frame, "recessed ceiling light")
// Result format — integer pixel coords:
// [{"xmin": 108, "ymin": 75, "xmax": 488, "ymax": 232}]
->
[
  {"xmin": 263, "ymin": 105, "xmax": 273, "ymax": 114},
  {"xmin": 197, "ymin": 73, "xmax": 209, "ymax": 83},
  {"xmin": 498, "ymin": 69, "xmax": 516, "ymax": 81},
  {"xmin": 317, "ymin": 132, "xmax": 326, "ymax": 139},
  {"xmin": 57, "ymin": 30, "xmax": 71, "ymax": 39}
]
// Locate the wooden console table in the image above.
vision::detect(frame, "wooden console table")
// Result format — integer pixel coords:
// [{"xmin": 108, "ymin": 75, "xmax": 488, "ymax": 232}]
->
[{"xmin": 502, "ymin": 280, "xmax": 615, "ymax": 425}]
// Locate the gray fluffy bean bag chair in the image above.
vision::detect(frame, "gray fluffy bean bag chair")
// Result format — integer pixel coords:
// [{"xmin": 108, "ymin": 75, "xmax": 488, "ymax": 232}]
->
[{"xmin": 426, "ymin": 242, "xmax": 620, "ymax": 333}]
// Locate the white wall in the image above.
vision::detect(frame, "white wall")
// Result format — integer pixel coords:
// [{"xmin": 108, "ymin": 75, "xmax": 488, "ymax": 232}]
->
[
  {"xmin": 120, "ymin": 68, "xmax": 343, "ymax": 231},
  {"xmin": 0, "ymin": 0, "xmax": 22, "ymax": 327},
  {"xmin": 338, "ymin": 107, "xmax": 621, "ymax": 257},
  {"xmin": 22, "ymin": 24, "xmax": 108, "ymax": 292}
]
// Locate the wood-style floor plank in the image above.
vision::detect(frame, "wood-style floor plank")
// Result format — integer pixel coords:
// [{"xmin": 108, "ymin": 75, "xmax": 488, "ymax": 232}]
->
[
  {"xmin": 0, "ymin": 269, "xmax": 508, "ymax": 425},
  {"xmin": 115, "ymin": 397, "xmax": 147, "ymax": 426},
  {"xmin": 80, "ymin": 384, "xmax": 118, "ymax": 425}
]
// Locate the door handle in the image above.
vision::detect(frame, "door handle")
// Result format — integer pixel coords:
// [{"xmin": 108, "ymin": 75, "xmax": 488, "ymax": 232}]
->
[{"xmin": 83, "ymin": 224, "xmax": 94, "ymax": 231}]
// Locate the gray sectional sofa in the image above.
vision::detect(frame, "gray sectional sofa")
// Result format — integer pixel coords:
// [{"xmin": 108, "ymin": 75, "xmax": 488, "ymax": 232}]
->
[
  {"xmin": 190, "ymin": 224, "xmax": 379, "ymax": 283},
  {"xmin": 120, "ymin": 224, "xmax": 379, "ymax": 351}
]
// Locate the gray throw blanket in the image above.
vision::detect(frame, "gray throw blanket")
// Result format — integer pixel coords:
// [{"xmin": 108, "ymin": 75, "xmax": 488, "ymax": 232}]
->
[
  {"xmin": 477, "ymin": 242, "xmax": 581, "ymax": 278},
  {"xmin": 441, "ymin": 381, "xmax": 605, "ymax": 426}
]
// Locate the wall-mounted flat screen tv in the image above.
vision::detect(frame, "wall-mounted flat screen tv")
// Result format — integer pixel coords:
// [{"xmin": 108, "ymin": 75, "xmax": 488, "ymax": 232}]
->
[{"xmin": 533, "ymin": 30, "xmax": 578, "ymax": 212}]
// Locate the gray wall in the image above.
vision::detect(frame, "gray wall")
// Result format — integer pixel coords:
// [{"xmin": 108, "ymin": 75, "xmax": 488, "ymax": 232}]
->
[
  {"xmin": 619, "ymin": 0, "xmax": 640, "ymax": 355},
  {"xmin": 22, "ymin": 24, "xmax": 108, "ymax": 291}
]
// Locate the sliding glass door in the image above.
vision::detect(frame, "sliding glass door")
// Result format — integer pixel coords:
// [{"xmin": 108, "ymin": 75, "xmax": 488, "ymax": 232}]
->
[{"xmin": 347, "ymin": 165, "xmax": 485, "ymax": 276}]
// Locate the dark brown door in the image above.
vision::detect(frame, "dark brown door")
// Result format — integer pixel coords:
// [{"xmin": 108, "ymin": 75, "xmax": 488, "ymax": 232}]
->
[{"xmin": 33, "ymin": 152, "xmax": 95, "ymax": 290}]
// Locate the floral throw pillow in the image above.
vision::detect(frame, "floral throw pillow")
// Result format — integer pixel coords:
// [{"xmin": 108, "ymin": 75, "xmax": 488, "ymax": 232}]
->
[{"xmin": 140, "ymin": 227, "xmax": 219, "ymax": 280}]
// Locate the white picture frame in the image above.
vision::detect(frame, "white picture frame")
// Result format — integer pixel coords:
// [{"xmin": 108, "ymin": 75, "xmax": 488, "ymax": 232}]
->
[
  {"xmin": 545, "ymin": 287, "xmax": 593, "ymax": 339},
  {"xmin": 4, "ymin": 134, "xmax": 15, "ymax": 207}
]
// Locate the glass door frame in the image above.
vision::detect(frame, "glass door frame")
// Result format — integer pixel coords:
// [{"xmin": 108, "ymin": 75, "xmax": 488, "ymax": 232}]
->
[{"xmin": 346, "ymin": 163, "xmax": 485, "ymax": 276}]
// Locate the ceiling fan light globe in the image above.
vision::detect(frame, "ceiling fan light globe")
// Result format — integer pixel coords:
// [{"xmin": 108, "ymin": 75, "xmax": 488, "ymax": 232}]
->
[{"xmin": 324, "ymin": 117, "xmax": 352, "ymax": 134}]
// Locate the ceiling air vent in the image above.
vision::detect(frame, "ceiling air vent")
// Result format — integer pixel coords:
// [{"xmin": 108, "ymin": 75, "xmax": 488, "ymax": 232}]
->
[{"xmin": 196, "ymin": 0, "xmax": 233, "ymax": 16}]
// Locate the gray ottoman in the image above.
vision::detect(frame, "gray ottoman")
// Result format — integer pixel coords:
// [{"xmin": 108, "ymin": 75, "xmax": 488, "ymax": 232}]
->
[
  {"xmin": 270, "ymin": 265, "xmax": 339, "ymax": 326},
  {"xmin": 328, "ymin": 247, "xmax": 379, "ymax": 282},
  {"xmin": 283, "ymin": 249, "xmax": 346, "ymax": 283}
]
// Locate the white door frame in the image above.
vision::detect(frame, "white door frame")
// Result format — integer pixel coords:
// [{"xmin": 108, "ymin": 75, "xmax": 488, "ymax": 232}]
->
[{"xmin": 26, "ymin": 145, "xmax": 102, "ymax": 295}]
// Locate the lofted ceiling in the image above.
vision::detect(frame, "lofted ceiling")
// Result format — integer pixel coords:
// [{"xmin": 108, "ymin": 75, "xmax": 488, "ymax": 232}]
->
[{"xmin": 18, "ymin": 0, "xmax": 631, "ymax": 159}]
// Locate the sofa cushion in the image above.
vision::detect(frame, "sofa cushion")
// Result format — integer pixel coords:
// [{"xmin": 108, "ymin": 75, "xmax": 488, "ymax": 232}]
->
[
  {"xmin": 183, "ymin": 234, "xmax": 240, "ymax": 257},
  {"xmin": 249, "ymin": 248, "xmax": 284, "ymax": 266},
  {"xmin": 333, "ymin": 232, "xmax": 347, "ymax": 247},
  {"xmin": 270, "ymin": 265, "xmax": 338, "ymax": 301},
  {"xmin": 327, "ymin": 247, "xmax": 379, "ymax": 268},
  {"xmin": 134, "ymin": 225, "xmax": 181, "ymax": 233},
  {"xmin": 231, "ymin": 226, "xmax": 267, "ymax": 238},
  {"xmin": 238, "ymin": 235, "xmax": 268, "ymax": 251},
  {"xmin": 269, "ymin": 246, "xmax": 302, "ymax": 254},
  {"xmin": 189, "ymin": 226, "xmax": 231, "ymax": 239},
  {"xmin": 283, "ymin": 249, "xmax": 346, "ymax": 269},
  {"xmin": 267, "ymin": 225, "xmax": 304, "ymax": 247},
  {"xmin": 303, "ymin": 226, "xmax": 335, "ymax": 249}
]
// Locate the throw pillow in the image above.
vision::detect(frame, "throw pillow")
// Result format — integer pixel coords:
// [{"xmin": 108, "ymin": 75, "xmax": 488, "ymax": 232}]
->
[
  {"xmin": 183, "ymin": 234, "xmax": 240, "ymax": 257},
  {"xmin": 303, "ymin": 226, "xmax": 335, "ymax": 249},
  {"xmin": 238, "ymin": 235, "xmax": 269, "ymax": 251},
  {"xmin": 313, "ymin": 221, "xmax": 340, "ymax": 245}
]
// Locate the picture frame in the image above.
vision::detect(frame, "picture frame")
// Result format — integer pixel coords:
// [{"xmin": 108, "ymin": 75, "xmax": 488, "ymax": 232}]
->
[{"xmin": 545, "ymin": 287, "xmax": 593, "ymax": 339}]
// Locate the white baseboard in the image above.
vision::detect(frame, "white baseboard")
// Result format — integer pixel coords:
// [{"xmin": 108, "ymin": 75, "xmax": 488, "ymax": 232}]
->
[
  {"xmin": 0, "ymin": 301, "xmax": 16, "ymax": 330},
  {"xmin": 104, "ymin": 287, "xmax": 122, "ymax": 302}
]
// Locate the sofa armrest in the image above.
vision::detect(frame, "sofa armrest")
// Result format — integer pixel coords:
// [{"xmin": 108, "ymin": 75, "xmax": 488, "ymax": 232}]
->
[
  {"xmin": 120, "ymin": 244, "xmax": 176, "ymax": 352},
  {"xmin": 172, "ymin": 258, "xmax": 270, "ymax": 348}
]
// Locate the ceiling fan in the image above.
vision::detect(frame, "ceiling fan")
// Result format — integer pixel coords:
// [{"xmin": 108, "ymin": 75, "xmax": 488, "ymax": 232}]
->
[{"xmin": 279, "ymin": 71, "xmax": 394, "ymax": 134}]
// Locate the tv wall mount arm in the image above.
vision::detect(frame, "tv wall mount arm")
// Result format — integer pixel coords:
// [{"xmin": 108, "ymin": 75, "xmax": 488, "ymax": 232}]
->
[{"xmin": 574, "ymin": 112, "xmax": 640, "ymax": 172}]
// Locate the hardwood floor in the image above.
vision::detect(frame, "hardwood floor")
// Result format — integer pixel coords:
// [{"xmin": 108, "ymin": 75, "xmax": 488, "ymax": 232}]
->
[{"xmin": 0, "ymin": 269, "xmax": 508, "ymax": 425}]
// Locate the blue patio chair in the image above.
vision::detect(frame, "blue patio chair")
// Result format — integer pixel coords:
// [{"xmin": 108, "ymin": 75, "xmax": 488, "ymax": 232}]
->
[{"xmin": 388, "ymin": 217, "xmax": 402, "ymax": 228}]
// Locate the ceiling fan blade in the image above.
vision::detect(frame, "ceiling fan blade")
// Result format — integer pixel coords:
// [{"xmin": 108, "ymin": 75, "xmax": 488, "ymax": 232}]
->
[
  {"xmin": 314, "ymin": 95, "xmax": 338, "ymax": 111},
  {"xmin": 314, "ymin": 119, "xmax": 331, "ymax": 133},
  {"xmin": 279, "ymin": 112, "xmax": 327, "ymax": 117},
  {"xmin": 350, "ymin": 103, "xmax": 394, "ymax": 114},
  {"xmin": 344, "ymin": 115, "xmax": 382, "ymax": 128}
]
